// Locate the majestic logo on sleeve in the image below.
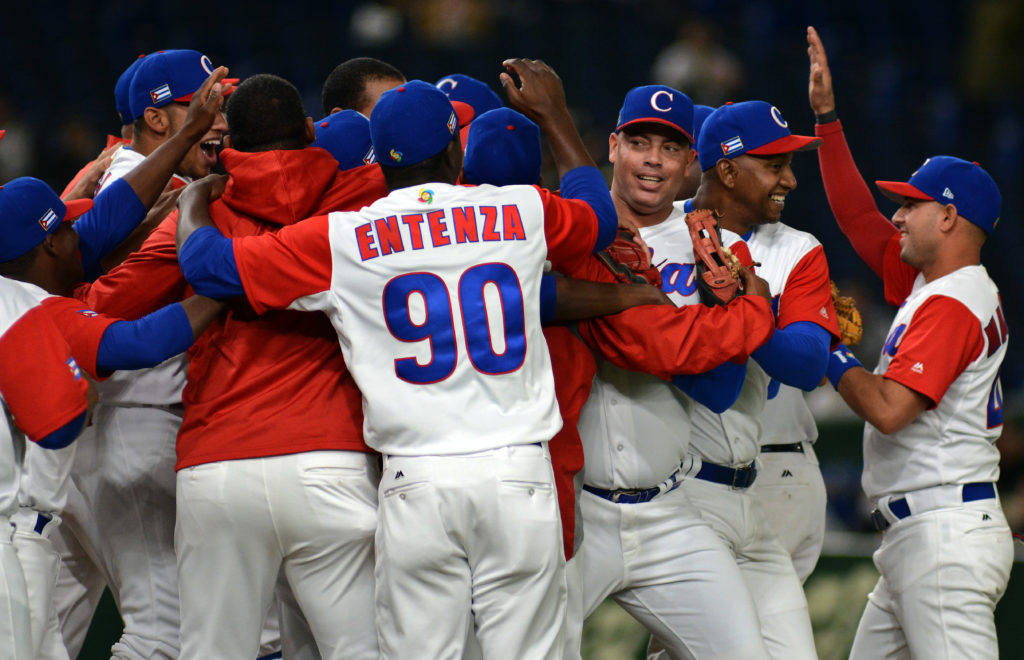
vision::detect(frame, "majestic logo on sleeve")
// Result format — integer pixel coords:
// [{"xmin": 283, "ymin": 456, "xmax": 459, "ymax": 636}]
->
[
  {"xmin": 38, "ymin": 209, "xmax": 59, "ymax": 231},
  {"xmin": 910, "ymin": 362, "xmax": 924, "ymax": 374},
  {"xmin": 150, "ymin": 84, "xmax": 172, "ymax": 104},
  {"xmin": 770, "ymin": 106, "xmax": 788, "ymax": 128},
  {"xmin": 650, "ymin": 90, "xmax": 673, "ymax": 112},
  {"xmin": 721, "ymin": 136, "xmax": 743, "ymax": 155}
]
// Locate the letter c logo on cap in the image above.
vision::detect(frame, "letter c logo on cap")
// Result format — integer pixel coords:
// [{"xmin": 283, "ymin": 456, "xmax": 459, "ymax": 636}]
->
[
  {"xmin": 437, "ymin": 78, "xmax": 458, "ymax": 94},
  {"xmin": 770, "ymin": 106, "xmax": 788, "ymax": 128},
  {"xmin": 651, "ymin": 90, "xmax": 673, "ymax": 113},
  {"xmin": 201, "ymin": 55, "xmax": 214, "ymax": 75}
]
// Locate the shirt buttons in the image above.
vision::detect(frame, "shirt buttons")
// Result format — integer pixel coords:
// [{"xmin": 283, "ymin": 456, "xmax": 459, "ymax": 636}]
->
[
  {"xmin": 617, "ymin": 444, "xmax": 624, "ymax": 451},
  {"xmin": 399, "ymin": 493, "xmax": 406, "ymax": 500},
  {"xmin": 610, "ymin": 398, "xmax": 619, "ymax": 405}
]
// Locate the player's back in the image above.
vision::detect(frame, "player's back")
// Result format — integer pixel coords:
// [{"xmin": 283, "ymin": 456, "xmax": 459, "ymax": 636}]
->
[{"xmin": 324, "ymin": 182, "xmax": 562, "ymax": 456}]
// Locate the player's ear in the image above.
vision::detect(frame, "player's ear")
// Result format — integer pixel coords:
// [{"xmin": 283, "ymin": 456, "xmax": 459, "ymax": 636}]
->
[
  {"xmin": 939, "ymin": 203, "xmax": 959, "ymax": 233},
  {"xmin": 304, "ymin": 117, "xmax": 316, "ymax": 146},
  {"xmin": 716, "ymin": 158, "xmax": 737, "ymax": 188},
  {"xmin": 143, "ymin": 107, "xmax": 170, "ymax": 135},
  {"xmin": 685, "ymin": 146, "xmax": 697, "ymax": 167},
  {"xmin": 608, "ymin": 132, "xmax": 619, "ymax": 164}
]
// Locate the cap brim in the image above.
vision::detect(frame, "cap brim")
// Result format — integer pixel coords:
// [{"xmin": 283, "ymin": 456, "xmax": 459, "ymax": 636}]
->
[
  {"xmin": 875, "ymin": 180, "xmax": 935, "ymax": 205},
  {"xmin": 746, "ymin": 134, "xmax": 822, "ymax": 155},
  {"xmin": 616, "ymin": 118, "xmax": 694, "ymax": 144},
  {"xmin": 63, "ymin": 198, "xmax": 94, "ymax": 221},
  {"xmin": 173, "ymin": 78, "xmax": 240, "ymax": 103},
  {"xmin": 451, "ymin": 100, "xmax": 475, "ymax": 129}
]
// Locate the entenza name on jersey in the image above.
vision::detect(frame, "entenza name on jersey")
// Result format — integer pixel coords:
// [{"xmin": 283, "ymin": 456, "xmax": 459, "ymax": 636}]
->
[{"xmin": 355, "ymin": 204, "xmax": 527, "ymax": 261}]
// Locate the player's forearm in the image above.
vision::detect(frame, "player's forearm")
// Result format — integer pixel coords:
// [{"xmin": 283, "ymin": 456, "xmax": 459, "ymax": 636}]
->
[
  {"xmin": 752, "ymin": 321, "xmax": 830, "ymax": 391},
  {"xmin": 121, "ymin": 120, "xmax": 208, "ymax": 211},
  {"xmin": 179, "ymin": 295, "xmax": 225, "ymax": 338},
  {"xmin": 815, "ymin": 120, "xmax": 897, "ymax": 279},
  {"xmin": 540, "ymin": 109, "xmax": 596, "ymax": 179},
  {"xmin": 177, "ymin": 226, "xmax": 245, "ymax": 299},
  {"xmin": 550, "ymin": 277, "xmax": 670, "ymax": 323},
  {"xmin": 96, "ymin": 303, "xmax": 195, "ymax": 372}
]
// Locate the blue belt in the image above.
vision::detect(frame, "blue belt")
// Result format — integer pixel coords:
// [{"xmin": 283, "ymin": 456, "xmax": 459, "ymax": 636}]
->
[
  {"xmin": 694, "ymin": 460, "xmax": 757, "ymax": 489},
  {"xmin": 583, "ymin": 469, "xmax": 683, "ymax": 504},
  {"xmin": 871, "ymin": 482, "xmax": 996, "ymax": 531}
]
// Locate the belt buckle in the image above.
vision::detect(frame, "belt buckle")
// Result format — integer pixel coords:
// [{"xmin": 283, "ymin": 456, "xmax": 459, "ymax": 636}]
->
[
  {"xmin": 870, "ymin": 508, "xmax": 890, "ymax": 531},
  {"xmin": 731, "ymin": 465, "xmax": 753, "ymax": 489}
]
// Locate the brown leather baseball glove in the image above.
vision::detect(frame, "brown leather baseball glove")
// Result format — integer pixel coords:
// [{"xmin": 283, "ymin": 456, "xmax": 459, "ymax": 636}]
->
[
  {"xmin": 686, "ymin": 209, "xmax": 742, "ymax": 306},
  {"xmin": 595, "ymin": 229, "xmax": 662, "ymax": 288},
  {"xmin": 831, "ymin": 280, "xmax": 863, "ymax": 345}
]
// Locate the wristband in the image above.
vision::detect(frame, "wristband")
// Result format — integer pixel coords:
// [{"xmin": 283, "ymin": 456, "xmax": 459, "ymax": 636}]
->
[
  {"xmin": 815, "ymin": 110, "xmax": 838, "ymax": 124},
  {"xmin": 826, "ymin": 343, "xmax": 861, "ymax": 389}
]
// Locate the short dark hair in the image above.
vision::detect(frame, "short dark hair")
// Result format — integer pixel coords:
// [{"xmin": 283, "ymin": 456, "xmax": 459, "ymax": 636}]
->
[
  {"xmin": 378, "ymin": 136, "xmax": 460, "ymax": 191},
  {"xmin": 226, "ymin": 74, "xmax": 307, "ymax": 152},
  {"xmin": 322, "ymin": 57, "xmax": 405, "ymax": 115}
]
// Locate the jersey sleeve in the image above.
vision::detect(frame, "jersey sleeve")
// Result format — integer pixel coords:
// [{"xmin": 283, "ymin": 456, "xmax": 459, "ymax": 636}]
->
[
  {"xmin": 73, "ymin": 178, "xmax": 147, "ymax": 281},
  {"xmin": 536, "ymin": 166, "xmax": 616, "ymax": 273},
  {"xmin": 232, "ymin": 215, "xmax": 335, "ymax": 315},
  {"xmin": 883, "ymin": 295, "xmax": 984, "ymax": 407},
  {"xmin": 78, "ymin": 211, "xmax": 189, "ymax": 319},
  {"xmin": 39, "ymin": 297, "xmax": 119, "ymax": 380},
  {"xmin": 0, "ymin": 307, "xmax": 89, "ymax": 442},
  {"xmin": 815, "ymin": 119, "xmax": 900, "ymax": 279},
  {"xmin": 778, "ymin": 246, "xmax": 840, "ymax": 345}
]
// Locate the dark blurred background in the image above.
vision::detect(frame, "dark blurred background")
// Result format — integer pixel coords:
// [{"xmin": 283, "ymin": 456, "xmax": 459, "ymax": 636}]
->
[{"xmin": 3, "ymin": 0, "xmax": 1023, "ymax": 526}]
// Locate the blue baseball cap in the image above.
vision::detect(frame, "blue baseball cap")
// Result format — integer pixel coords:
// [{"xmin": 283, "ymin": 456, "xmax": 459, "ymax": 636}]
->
[
  {"xmin": 436, "ymin": 74, "xmax": 503, "ymax": 118},
  {"xmin": 128, "ymin": 49, "xmax": 236, "ymax": 122},
  {"xmin": 616, "ymin": 85, "xmax": 695, "ymax": 143},
  {"xmin": 114, "ymin": 54, "xmax": 148, "ymax": 126},
  {"xmin": 876, "ymin": 156, "xmax": 1002, "ymax": 234},
  {"xmin": 692, "ymin": 104, "xmax": 715, "ymax": 144},
  {"xmin": 370, "ymin": 80, "xmax": 459, "ymax": 168},
  {"xmin": 697, "ymin": 101, "xmax": 821, "ymax": 171},
  {"xmin": 463, "ymin": 108, "xmax": 542, "ymax": 187},
  {"xmin": 313, "ymin": 110, "xmax": 376, "ymax": 171},
  {"xmin": 0, "ymin": 178, "xmax": 93, "ymax": 262}
]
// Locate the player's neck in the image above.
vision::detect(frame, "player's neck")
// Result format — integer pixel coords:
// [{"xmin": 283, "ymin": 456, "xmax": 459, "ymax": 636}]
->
[
  {"xmin": 612, "ymin": 194, "xmax": 672, "ymax": 229},
  {"xmin": 920, "ymin": 250, "xmax": 981, "ymax": 283},
  {"xmin": 692, "ymin": 188, "xmax": 756, "ymax": 236}
]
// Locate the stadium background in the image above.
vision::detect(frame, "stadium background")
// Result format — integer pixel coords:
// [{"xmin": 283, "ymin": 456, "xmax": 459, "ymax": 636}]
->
[{"xmin": 2, "ymin": 1, "xmax": 1021, "ymax": 657}]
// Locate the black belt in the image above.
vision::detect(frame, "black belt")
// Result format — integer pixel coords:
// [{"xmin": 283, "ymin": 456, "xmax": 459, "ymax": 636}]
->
[
  {"xmin": 761, "ymin": 442, "xmax": 804, "ymax": 454},
  {"xmin": 583, "ymin": 469, "xmax": 683, "ymax": 504},
  {"xmin": 694, "ymin": 461, "xmax": 757, "ymax": 489},
  {"xmin": 871, "ymin": 482, "xmax": 997, "ymax": 531}
]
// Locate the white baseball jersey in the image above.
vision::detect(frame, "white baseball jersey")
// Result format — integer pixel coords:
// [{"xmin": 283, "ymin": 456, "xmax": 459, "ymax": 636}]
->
[
  {"xmin": 578, "ymin": 201, "xmax": 745, "ymax": 487},
  {"xmin": 94, "ymin": 147, "xmax": 188, "ymax": 406},
  {"xmin": 863, "ymin": 265, "xmax": 1006, "ymax": 500},
  {"xmin": 689, "ymin": 220, "xmax": 835, "ymax": 465},
  {"xmin": 230, "ymin": 181, "xmax": 602, "ymax": 456}
]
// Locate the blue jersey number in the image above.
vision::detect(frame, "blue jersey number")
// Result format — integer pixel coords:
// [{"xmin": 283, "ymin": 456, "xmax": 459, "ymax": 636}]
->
[{"xmin": 383, "ymin": 263, "xmax": 527, "ymax": 384}]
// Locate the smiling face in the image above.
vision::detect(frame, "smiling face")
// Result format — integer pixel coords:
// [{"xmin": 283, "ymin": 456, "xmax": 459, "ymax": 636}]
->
[
  {"xmin": 729, "ymin": 152, "xmax": 797, "ymax": 225},
  {"xmin": 891, "ymin": 198, "xmax": 945, "ymax": 269},
  {"xmin": 609, "ymin": 124, "xmax": 694, "ymax": 226},
  {"xmin": 164, "ymin": 102, "xmax": 228, "ymax": 180}
]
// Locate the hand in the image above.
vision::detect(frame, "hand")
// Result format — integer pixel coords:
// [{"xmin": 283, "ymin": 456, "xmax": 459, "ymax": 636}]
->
[
  {"xmin": 178, "ymin": 173, "xmax": 228, "ymax": 210},
  {"xmin": 807, "ymin": 26, "xmax": 835, "ymax": 115},
  {"xmin": 62, "ymin": 142, "xmax": 122, "ymax": 201},
  {"xmin": 738, "ymin": 266, "xmax": 771, "ymax": 302},
  {"xmin": 499, "ymin": 59, "xmax": 569, "ymax": 125},
  {"xmin": 181, "ymin": 66, "xmax": 231, "ymax": 142}
]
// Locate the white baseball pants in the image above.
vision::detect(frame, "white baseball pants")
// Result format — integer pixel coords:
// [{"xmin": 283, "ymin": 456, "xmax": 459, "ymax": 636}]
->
[
  {"xmin": 579, "ymin": 484, "xmax": 769, "ymax": 660},
  {"xmin": 376, "ymin": 443, "xmax": 566, "ymax": 660},
  {"xmin": 176, "ymin": 450, "xmax": 379, "ymax": 660},
  {"xmin": 0, "ymin": 522, "xmax": 33, "ymax": 660},
  {"xmin": 849, "ymin": 498, "xmax": 1013, "ymax": 659}
]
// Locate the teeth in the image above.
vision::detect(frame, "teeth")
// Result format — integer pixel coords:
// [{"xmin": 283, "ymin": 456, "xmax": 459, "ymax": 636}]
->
[
  {"xmin": 770, "ymin": 194, "xmax": 785, "ymax": 202},
  {"xmin": 638, "ymin": 175, "xmax": 661, "ymax": 182}
]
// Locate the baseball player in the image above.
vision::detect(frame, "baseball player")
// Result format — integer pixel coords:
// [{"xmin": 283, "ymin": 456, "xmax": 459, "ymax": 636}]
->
[
  {"xmin": 650, "ymin": 100, "xmax": 838, "ymax": 660},
  {"xmin": 45, "ymin": 56, "xmax": 236, "ymax": 660},
  {"xmin": 321, "ymin": 56, "xmax": 406, "ymax": 117},
  {"xmin": 0, "ymin": 168, "xmax": 225, "ymax": 660},
  {"xmin": 564, "ymin": 84, "xmax": 775, "ymax": 659},
  {"xmin": 176, "ymin": 60, "xmax": 617, "ymax": 659},
  {"xmin": 0, "ymin": 275, "xmax": 93, "ymax": 660},
  {"xmin": 810, "ymin": 26, "xmax": 1012, "ymax": 658}
]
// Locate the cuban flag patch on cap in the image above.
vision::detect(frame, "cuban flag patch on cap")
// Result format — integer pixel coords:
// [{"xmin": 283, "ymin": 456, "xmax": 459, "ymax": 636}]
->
[
  {"xmin": 150, "ymin": 84, "xmax": 172, "ymax": 104},
  {"xmin": 721, "ymin": 136, "xmax": 743, "ymax": 155},
  {"xmin": 38, "ymin": 209, "xmax": 58, "ymax": 231},
  {"xmin": 447, "ymin": 111, "xmax": 458, "ymax": 134}
]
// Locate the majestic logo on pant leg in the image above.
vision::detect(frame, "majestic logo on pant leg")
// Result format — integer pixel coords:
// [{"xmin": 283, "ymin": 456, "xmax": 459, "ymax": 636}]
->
[{"xmin": 781, "ymin": 469, "xmax": 793, "ymax": 477}]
